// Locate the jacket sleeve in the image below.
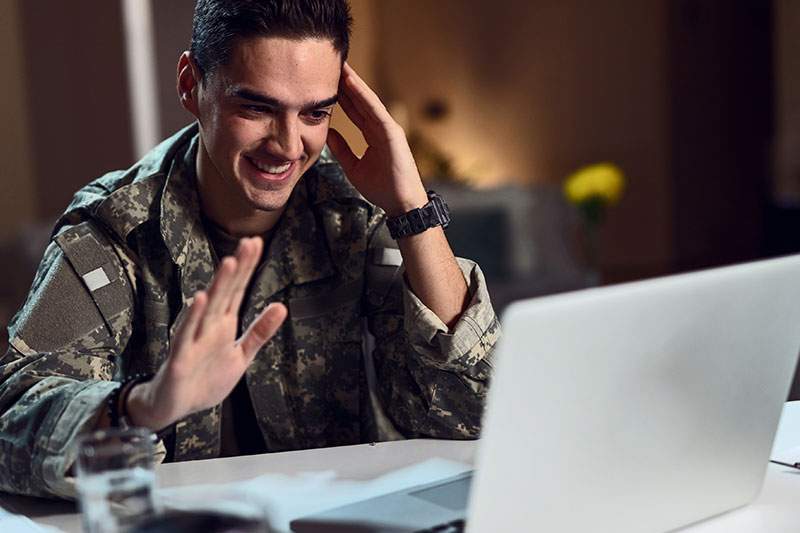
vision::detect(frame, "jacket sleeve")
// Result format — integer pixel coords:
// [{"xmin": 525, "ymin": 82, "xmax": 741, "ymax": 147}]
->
[
  {"xmin": 0, "ymin": 222, "xmax": 135, "ymax": 498},
  {"xmin": 363, "ymin": 211, "xmax": 501, "ymax": 440}
]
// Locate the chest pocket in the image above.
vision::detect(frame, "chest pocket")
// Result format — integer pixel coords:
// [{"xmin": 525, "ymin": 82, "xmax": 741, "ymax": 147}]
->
[
  {"xmin": 288, "ymin": 278, "xmax": 363, "ymax": 322},
  {"xmin": 285, "ymin": 277, "xmax": 364, "ymax": 446},
  {"xmin": 288, "ymin": 277, "xmax": 364, "ymax": 368},
  {"xmin": 288, "ymin": 277, "xmax": 364, "ymax": 364}
]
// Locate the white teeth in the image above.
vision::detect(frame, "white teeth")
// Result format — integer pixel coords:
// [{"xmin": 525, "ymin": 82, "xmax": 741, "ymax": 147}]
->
[{"xmin": 251, "ymin": 158, "xmax": 291, "ymax": 174}]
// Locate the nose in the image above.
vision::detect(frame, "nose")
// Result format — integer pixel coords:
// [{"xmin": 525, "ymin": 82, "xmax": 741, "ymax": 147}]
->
[{"xmin": 268, "ymin": 114, "xmax": 303, "ymax": 161}]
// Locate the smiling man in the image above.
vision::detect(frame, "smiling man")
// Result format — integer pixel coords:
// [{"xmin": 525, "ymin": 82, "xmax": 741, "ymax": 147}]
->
[{"xmin": 0, "ymin": 0, "xmax": 500, "ymax": 498}]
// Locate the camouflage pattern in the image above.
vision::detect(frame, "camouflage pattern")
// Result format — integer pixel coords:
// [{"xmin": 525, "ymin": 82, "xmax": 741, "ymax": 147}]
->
[{"xmin": 0, "ymin": 123, "xmax": 500, "ymax": 498}]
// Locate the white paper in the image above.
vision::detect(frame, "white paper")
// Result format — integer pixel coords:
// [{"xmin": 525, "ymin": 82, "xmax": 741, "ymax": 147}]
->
[
  {"xmin": 771, "ymin": 444, "xmax": 800, "ymax": 466},
  {"xmin": 157, "ymin": 458, "xmax": 472, "ymax": 533},
  {"xmin": 0, "ymin": 506, "xmax": 64, "ymax": 533}
]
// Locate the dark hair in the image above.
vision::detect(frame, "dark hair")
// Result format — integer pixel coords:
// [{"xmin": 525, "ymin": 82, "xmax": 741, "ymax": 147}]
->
[{"xmin": 191, "ymin": 0, "xmax": 352, "ymax": 80}]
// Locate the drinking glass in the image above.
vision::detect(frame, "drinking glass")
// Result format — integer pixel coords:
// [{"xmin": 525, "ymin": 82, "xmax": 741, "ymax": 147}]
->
[{"xmin": 75, "ymin": 427, "xmax": 157, "ymax": 533}]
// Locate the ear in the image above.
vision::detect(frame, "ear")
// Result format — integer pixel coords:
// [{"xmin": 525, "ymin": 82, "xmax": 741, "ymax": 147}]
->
[{"xmin": 177, "ymin": 51, "xmax": 201, "ymax": 118}]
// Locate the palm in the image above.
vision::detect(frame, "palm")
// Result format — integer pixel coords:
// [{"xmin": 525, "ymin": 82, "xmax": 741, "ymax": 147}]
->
[
  {"xmin": 346, "ymin": 141, "xmax": 408, "ymax": 207},
  {"xmin": 166, "ymin": 313, "xmax": 249, "ymax": 413}
]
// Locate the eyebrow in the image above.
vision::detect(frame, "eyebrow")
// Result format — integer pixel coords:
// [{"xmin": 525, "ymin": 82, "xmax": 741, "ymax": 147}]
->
[{"xmin": 228, "ymin": 87, "xmax": 338, "ymax": 110}]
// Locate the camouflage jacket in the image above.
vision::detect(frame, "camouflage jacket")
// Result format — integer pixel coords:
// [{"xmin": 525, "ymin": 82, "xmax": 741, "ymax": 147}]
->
[{"xmin": 0, "ymin": 124, "xmax": 499, "ymax": 498}]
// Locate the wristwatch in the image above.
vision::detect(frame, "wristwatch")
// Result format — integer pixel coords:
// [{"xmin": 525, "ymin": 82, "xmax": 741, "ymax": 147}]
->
[{"xmin": 386, "ymin": 190, "xmax": 451, "ymax": 240}]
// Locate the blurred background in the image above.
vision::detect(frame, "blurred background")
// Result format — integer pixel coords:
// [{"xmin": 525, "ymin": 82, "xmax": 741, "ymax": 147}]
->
[{"xmin": 0, "ymin": 0, "xmax": 797, "ymax": 391}]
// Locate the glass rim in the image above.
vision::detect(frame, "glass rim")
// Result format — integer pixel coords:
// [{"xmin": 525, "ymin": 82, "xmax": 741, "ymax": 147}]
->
[
  {"xmin": 75, "ymin": 427, "xmax": 157, "ymax": 476},
  {"xmin": 75, "ymin": 427, "xmax": 158, "ymax": 456},
  {"xmin": 75, "ymin": 426, "xmax": 157, "ymax": 450}
]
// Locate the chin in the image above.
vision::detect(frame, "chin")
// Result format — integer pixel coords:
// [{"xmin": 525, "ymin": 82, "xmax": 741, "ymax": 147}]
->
[{"xmin": 246, "ymin": 189, "xmax": 294, "ymax": 213}]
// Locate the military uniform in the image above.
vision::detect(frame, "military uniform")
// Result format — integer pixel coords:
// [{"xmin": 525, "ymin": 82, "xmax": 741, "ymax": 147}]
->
[{"xmin": 0, "ymin": 124, "xmax": 500, "ymax": 498}]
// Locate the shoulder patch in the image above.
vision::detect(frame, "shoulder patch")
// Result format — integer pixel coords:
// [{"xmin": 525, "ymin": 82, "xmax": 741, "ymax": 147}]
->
[{"xmin": 55, "ymin": 222, "xmax": 133, "ymax": 337}]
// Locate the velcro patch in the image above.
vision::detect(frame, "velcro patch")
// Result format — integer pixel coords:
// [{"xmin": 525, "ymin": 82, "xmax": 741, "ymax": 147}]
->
[
  {"xmin": 373, "ymin": 247, "xmax": 402, "ymax": 267},
  {"xmin": 55, "ymin": 222, "xmax": 131, "ymax": 337}
]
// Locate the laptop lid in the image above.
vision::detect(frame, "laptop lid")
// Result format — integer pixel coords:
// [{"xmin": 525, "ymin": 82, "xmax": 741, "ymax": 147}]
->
[{"xmin": 468, "ymin": 255, "xmax": 800, "ymax": 532}]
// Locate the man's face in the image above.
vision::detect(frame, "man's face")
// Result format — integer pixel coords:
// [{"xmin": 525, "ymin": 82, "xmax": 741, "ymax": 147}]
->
[{"xmin": 190, "ymin": 37, "xmax": 341, "ymax": 216}]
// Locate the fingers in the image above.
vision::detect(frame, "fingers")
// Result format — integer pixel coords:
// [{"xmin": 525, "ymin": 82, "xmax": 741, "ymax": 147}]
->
[
  {"xmin": 238, "ymin": 302, "xmax": 288, "ymax": 360},
  {"xmin": 204, "ymin": 256, "xmax": 237, "ymax": 317},
  {"xmin": 340, "ymin": 63, "xmax": 394, "ymax": 125},
  {"xmin": 175, "ymin": 290, "xmax": 208, "ymax": 344},
  {"xmin": 226, "ymin": 237, "xmax": 263, "ymax": 313},
  {"xmin": 204, "ymin": 237, "xmax": 263, "ymax": 318},
  {"xmin": 337, "ymin": 83, "xmax": 367, "ymax": 131},
  {"xmin": 326, "ymin": 128, "xmax": 359, "ymax": 176}
]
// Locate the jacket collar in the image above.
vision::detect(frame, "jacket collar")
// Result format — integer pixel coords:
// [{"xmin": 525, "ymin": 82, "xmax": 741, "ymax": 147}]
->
[
  {"xmin": 159, "ymin": 134, "xmax": 206, "ymax": 269},
  {"xmin": 305, "ymin": 146, "xmax": 367, "ymax": 207},
  {"xmin": 91, "ymin": 124, "xmax": 199, "ymax": 242}
]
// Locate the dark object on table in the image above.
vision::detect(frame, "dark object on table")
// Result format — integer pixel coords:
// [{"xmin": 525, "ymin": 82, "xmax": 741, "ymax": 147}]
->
[{"xmin": 132, "ymin": 510, "xmax": 270, "ymax": 533}]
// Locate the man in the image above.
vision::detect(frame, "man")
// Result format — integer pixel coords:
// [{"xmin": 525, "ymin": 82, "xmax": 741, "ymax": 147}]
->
[{"xmin": 0, "ymin": 0, "xmax": 499, "ymax": 498}]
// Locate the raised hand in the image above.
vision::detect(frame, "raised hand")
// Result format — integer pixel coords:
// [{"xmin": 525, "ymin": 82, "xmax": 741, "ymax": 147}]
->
[
  {"xmin": 127, "ymin": 237, "xmax": 287, "ymax": 431},
  {"xmin": 326, "ymin": 62, "xmax": 428, "ymax": 216},
  {"xmin": 326, "ymin": 63, "xmax": 469, "ymax": 328}
]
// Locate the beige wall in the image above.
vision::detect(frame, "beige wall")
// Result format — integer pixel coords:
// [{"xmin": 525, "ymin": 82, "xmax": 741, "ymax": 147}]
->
[
  {"xmin": 374, "ymin": 0, "xmax": 672, "ymax": 275},
  {"xmin": 4, "ymin": 0, "xmax": 674, "ymax": 277},
  {"xmin": 329, "ymin": 0, "xmax": 377, "ymax": 157},
  {"xmin": 152, "ymin": 0, "xmax": 197, "ymax": 139},
  {"xmin": 0, "ymin": 0, "xmax": 35, "ymax": 241},
  {"xmin": 19, "ymin": 0, "xmax": 134, "ymax": 220}
]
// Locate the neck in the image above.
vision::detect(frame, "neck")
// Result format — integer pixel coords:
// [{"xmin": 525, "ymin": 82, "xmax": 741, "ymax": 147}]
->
[{"xmin": 195, "ymin": 142, "xmax": 284, "ymax": 238}]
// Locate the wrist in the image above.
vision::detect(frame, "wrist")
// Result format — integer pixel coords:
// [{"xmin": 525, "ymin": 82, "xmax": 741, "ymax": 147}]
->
[
  {"xmin": 126, "ymin": 381, "xmax": 171, "ymax": 432},
  {"xmin": 383, "ymin": 188, "xmax": 428, "ymax": 217}
]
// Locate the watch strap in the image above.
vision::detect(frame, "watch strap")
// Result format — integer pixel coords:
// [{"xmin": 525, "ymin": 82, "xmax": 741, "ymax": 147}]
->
[{"xmin": 386, "ymin": 190, "xmax": 451, "ymax": 239}]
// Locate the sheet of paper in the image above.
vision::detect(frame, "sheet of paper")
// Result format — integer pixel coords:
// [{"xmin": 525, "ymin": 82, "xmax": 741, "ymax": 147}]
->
[
  {"xmin": 771, "ymin": 401, "xmax": 800, "ymax": 455},
  {"xmin": 771, "ymin": 444, "xmax": 800, "ymax": 466},
  {"xmin": 157, "ymin": 457, "xmax": 472, "ymax": 533},
  {"xmin": 0, "ymin": 506, "xmax": 64, "ymax": 533}
]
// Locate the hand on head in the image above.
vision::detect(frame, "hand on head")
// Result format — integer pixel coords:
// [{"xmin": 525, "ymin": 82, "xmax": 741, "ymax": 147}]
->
[{"xmin": 326, "ymin": 63, "xmax": 428, "ymax": 217}]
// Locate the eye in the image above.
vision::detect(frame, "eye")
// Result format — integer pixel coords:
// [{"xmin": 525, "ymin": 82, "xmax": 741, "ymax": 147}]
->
[
  {"xmin": 304, "ymin": 108, "xmax": 332, "ymax": 124},
  {"xmin": 239, "ymin": 104, "xmax": 280, "ymax": 121},
  {"xmin": 241, "ymin": 104, "xmax": 272, "ymax": 116}
]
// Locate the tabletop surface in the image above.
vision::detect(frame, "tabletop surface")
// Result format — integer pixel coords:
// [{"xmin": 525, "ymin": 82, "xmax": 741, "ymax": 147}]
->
[
  {"xmin": 2, "ymin": 403, "xmax": 800, "ymax": 532},
  {"xmin": 1, "ymin": 439, "xmax": 477, "ymax": 532}
]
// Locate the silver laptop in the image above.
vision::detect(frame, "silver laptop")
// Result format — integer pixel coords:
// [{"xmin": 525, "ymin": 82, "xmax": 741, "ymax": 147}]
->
[{"xmin": 292, "ymin": 255, "xmax": 800, "ymax": 532}]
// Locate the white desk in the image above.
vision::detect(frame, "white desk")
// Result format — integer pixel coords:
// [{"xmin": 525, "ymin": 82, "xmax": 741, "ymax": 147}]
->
[
  {"xmin": 1, "ymin": 439, "xmax": 475, "ymax": 533},
  {"xmin": 2, "ymin": 402, "xmax": 800, "ymax": 532}
]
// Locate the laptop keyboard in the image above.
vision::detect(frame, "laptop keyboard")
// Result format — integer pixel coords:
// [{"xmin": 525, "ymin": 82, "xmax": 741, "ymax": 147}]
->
[{"xmin": 415, "ymin": 518, "xmax": 465, "ymax": 532}]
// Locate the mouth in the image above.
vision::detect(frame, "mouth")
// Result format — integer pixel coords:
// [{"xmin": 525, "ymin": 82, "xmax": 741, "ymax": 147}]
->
[{"xmin": 244, "ymin": 156, "xmax": 296, "ymax": 183}]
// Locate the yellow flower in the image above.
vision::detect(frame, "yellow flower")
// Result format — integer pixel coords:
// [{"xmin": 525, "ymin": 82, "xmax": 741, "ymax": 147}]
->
[{"xmin": 563, "ymin": 162, "xmax": 625, "ymax": 206}]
